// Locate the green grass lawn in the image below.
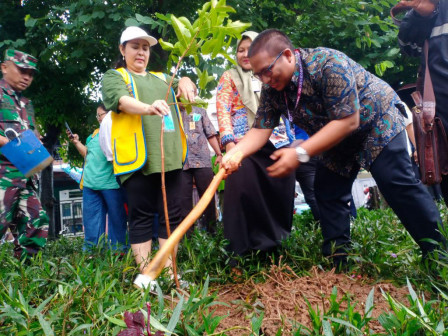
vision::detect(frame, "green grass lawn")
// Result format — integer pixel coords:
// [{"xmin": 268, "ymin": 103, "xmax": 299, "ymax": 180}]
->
[{"xmin": 1, "ymin": 206, "xmax": 447, "ymax": 335}]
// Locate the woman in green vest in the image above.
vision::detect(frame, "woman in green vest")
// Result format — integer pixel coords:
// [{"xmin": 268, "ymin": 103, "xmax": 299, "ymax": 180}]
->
[{"xmin": 102, "ymin": 26, "xmax": 196, "ymax": 288}]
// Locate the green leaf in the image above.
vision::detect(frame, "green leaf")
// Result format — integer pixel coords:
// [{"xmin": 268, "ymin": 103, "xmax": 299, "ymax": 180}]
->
[
  {"xmin": 365, "ymin": 287, "xmax": 375, "ymax": 317},
  {"xmin": 155, "ymin": 12, "xmax": 171, "ymax": 22},
  {"xmin": 78, "ymin": 14, "xmax": 92, "ymax": 23},
  {"xmin": 322, "ymin": 320, "xmax": 334, "ymax": 336},
  {"xmin": 201, "ymin": 39, "xmax": 217, "ymax": 55},
  {"xmin": 201, "ymin": 275, "xmax": 210, "ymax": 298},
  {"xmin": 251, "ymin": 311, "xmax": 264, "ymax": 334},
  {"xmin": 71, "ymin": 50, "xmax": 83, "ymax": 58},
  {"xmin": 146, "ymin": 311, "xmax": 173, "ymax": 334},
  {"xmin": 67, "ymin": 324, "xmax": 94, "ymax": 335},
  {"xmin": 92, "ymin": 11, "xmax": 105, "ymax": 19},
  {"xmin": 178, "ymin": 17, "xmax": 194, "ymax": 34},
  {"xmin": 125, "ymin": 18, "xmax": 140, "ymax": 27},
  {"xmin": 217, "ymin": 20, "xmax": 251, "ymax": 36},
  {"xmin": 24, "ymin": 15, "xmax": 37, "ymax": 28},
  {"xmin": 171, "ymin": 15, "xmax": 191, "ymax": 48},
  {"xmin": 325, "ymin": 317, "xmax": 363, "ymax": 335},
  {"xmin": 167, "ymin": 295, "xmax": 184, "ymax": 332},
  {"xmin": 103, "ymin": 313, "xmax": 126, "ymax": 327},
  {"xmin": 34, "ymin": 294, "xmax": 55, "ymax": 315},
  {"xmin": 38, "ymin": 314, "xmax": 54, "ymax": 336},
  {"xmin": 198, "ymin": 70, "xmax": 209, "ymax": 90},
  {"xmin": 136, "ymin": 13, "xmax": 155, "ymax": 25},
  {"xmin": 406, "ymin": 277, "xmax": 418, "ymax": 301},
  {"xmin": 159, "ymin": 39, "xmax": 174, "ymax": 51}
]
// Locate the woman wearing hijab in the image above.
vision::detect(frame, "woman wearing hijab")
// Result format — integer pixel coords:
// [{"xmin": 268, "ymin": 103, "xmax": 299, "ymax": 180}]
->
[
  {"xmin": 101, "ymin": 26, "xmax": 196, "ymax": 286},
  {"xmin": 216, "ymin": 31, "xmax": 295, "ymax": 260}
]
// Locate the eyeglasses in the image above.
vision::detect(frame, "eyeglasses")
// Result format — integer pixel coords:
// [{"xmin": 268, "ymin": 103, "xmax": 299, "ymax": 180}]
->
[
  {"xmin": 253, "ymin": 50, "xmax": 284, "ymax": 81},
  {"xmin": 96, "ymin": 112, "xmax": 107, "ymax": 119}
]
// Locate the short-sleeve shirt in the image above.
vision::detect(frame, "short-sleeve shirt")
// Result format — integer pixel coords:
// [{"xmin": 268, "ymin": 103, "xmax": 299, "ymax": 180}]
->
[
  {"xmin": 102, "ymin": 70, "xmax": 183, "ymax": 183},
  {"xmin": 254, "ymin": 47, "xmax": 405, "ymax": 177},
  {"xmin": 82, "ymin": 130, "xmax": 119, "ymax": 190},
  {"xmin": 0, "ymin": 79, "xmax": 37, "ymax": 187},
  {"xmin": 182, "ymin": 106, "xmax": 217, "ymax": 170}
]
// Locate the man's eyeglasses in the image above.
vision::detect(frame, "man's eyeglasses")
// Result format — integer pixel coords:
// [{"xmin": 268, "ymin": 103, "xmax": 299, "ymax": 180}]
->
[{"xmin": 253, "ymin": 50, "xmax": 284, "ymax": 81}]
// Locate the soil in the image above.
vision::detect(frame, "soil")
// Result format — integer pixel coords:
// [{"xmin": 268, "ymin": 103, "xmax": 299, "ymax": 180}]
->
[{"xmin": 211, "ymin": 264, "xmax": 410, "ymax": 335}]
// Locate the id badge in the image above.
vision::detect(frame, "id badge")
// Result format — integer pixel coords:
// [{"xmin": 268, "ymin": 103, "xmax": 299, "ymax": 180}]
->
[
  {"xmin": 164, "ymin": 111, "xmax": 175, "ymax": 132},
  {"xmin": 252, "ymin": 78, "xmax": 261, "ymax": 92},
  {"xmin": 192, "ymin": 113, "xmax": 202, "ymax": 122},
  {"xmin": 189, "ymin": 121, "xmax": 196, "ymax": 130}
]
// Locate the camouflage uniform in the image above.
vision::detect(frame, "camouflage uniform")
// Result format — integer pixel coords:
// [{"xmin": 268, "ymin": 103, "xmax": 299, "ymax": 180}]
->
[{"xmin": 0, "ymin": 50, "xmax": 48, "ymax": 258}]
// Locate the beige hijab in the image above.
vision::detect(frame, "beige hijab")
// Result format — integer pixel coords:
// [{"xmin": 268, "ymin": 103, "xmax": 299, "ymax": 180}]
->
[{"xmin": 228, "ymin": 31, "xmax": 260, "ymax": 127}]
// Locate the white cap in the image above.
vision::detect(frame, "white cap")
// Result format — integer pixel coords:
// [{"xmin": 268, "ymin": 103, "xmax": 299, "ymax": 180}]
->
[{"xmin": 120, "ymin": 26, "xmax": 158, "ymax": 46}]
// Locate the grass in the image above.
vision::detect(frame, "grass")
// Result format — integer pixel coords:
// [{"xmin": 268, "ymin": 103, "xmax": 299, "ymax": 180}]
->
[{"xmin": 0, "ymin": 206, "xmax": 447, "ymax": 335}]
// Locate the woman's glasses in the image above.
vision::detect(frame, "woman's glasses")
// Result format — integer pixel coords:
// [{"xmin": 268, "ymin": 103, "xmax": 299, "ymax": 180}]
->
[
  {"xmin": 96, "ymin": 112, "xmax": 107, "ymax": 119},
  {"xmin": 253, "ymin": 50, "xmax": 284, "ymax": 81}
]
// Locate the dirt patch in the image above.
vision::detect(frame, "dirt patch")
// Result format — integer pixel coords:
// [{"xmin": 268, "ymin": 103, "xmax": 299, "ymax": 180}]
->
[{"xmin": 211, "ymin": 264, "xmax": 410, "ymax": 335}]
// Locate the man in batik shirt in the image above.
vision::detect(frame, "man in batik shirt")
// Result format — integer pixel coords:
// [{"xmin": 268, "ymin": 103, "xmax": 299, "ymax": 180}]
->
[
  {"xmin": 222, "ymin": 29, "xmax": 445, "ymax": 268},
  {"xmin": 0, "ymin": 49, "xmax": 48, "ymax": 258}
]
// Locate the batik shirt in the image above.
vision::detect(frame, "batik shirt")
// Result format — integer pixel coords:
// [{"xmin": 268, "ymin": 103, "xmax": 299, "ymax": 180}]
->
[
  {"xmin": 217, "ymin": 70, "xmax": 291, "ymax": 149},
  {"xmin": 254, "ymin": 48, "xmax": 405, "ymax": 177},
  {"xmin": 181, "ymin": 106, "xmax": 217, "ymax": 170},
  {"xmin": 0, "ymin": 79, "xmax": 36, "ymax": 187}
]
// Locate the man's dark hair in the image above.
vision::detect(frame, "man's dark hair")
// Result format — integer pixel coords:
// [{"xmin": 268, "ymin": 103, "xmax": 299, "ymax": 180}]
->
[{"xmin": 248, "ymin": 29, "xmax": 294, "ymax": 58}]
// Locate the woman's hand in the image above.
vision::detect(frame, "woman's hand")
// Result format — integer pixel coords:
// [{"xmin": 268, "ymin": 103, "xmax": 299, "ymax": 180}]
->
[
  {"xmin": 177, "ymin": 77, "xmax": 197, "ymax": 102},
  {"xmin": 148, "ymin": 100, "xmax": 169, "ymax": 116},
  {"xmin": 66, "ymin": 130, "xmax": 79, "ymax": 144}
]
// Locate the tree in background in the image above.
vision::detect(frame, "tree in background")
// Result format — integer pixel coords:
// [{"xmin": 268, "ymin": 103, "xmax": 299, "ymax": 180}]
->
[
  {"xmin": 0, "ymin": 0, "xmax": 419, "ymax": 236},
  {"xmin": 227, "ymin": 0, "xmax": 419, "ymax": 89}
]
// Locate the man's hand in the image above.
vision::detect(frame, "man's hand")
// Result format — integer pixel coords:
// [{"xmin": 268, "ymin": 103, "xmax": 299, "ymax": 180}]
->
[
  {"xmin": 177, "ymin": 77, "xmax": 197, "ymax": 102},
  {"xmin": 0, "ymin": 135, "xmax": 9, "ymax": 147},
  {"xmin": 266, "ymin": 147, "xmax": 299, "ymax": 177},
  {"xmin": 396, "ymin": 0, "xmax": 439, "ymax": 17},
  {"xmin": 214, "ymin": 154, "xmax": 223, "ymax": 166}
]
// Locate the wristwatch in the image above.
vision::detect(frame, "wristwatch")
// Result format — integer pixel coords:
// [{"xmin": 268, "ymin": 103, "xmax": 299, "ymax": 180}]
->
[{"xmin": 295, "ymin": 146, "xmax": 310, "ymax": 163}]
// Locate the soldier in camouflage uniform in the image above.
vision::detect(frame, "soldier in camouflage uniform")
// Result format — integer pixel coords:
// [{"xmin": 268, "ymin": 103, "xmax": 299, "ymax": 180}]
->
[{"xmin": 0, "ymin": 49, "xmax": 48, "ymax": 258}]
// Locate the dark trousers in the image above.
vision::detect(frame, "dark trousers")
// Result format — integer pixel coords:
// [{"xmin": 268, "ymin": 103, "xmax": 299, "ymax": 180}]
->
[
  {"xmin": 315, "ymin": 131, "xmax": 444, "ymax": 261},
  {"xmin": 295, "ymin": 157, "xmax": 320, "ymax": 220},
  {"xmin": 123, "ymin": 170, "xmax": 182, "ymax": 244},
  {"xmin": 181, "ymin": 167, "xmax": 216, "ymax": 232},
  {"xmin": 439, "ymin": 175, "xmax": 448, "ymax": 205}
]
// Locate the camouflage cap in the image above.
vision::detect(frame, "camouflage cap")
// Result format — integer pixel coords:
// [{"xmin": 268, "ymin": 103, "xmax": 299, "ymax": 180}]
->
[{"xmin": 4, "ymin": 49, "xmax": 38, "ymax": 70}]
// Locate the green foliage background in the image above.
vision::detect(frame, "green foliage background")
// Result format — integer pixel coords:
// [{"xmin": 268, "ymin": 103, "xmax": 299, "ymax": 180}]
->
[{"xmin": 1, "ymin": 0, "xmax": 418, "ymax": 152}]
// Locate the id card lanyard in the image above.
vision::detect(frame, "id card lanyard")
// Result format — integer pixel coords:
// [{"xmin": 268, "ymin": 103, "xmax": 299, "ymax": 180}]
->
[{"xmin": 284, "ymin": 49, "xmax": 304, "ymax": 123}]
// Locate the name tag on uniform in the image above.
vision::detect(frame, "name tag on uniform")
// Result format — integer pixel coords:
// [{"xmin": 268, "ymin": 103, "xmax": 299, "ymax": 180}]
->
[
  {"xmin": 252, "ymin": 78, "xmax": 261, "ymax": 92},
  {"xmin": 189, "ymin": 121, "xmax": 195, "ymax": 130}
]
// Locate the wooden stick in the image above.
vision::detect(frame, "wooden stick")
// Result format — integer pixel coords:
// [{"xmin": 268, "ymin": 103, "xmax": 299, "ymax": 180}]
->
[{"xmin": 142, "ymin": 167, "xmax": 227, "ymax": 280}]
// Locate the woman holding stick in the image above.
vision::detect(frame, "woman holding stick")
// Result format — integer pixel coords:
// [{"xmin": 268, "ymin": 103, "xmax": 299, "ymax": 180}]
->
[{"xmin": 101, "ymin": 26, "xmax": 196, "ymax": 288}]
